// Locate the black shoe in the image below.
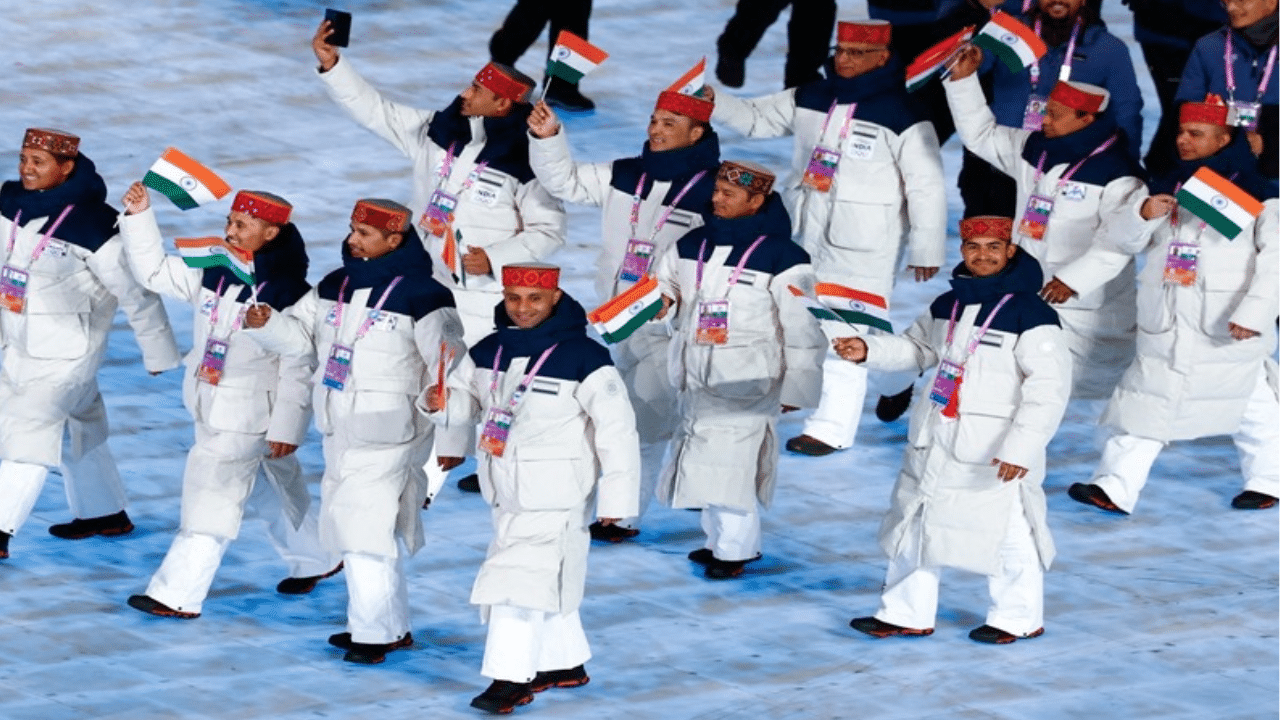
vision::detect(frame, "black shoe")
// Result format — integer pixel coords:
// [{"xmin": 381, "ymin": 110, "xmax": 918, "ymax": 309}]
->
[
  {"xmin": 784, "ymin": 434, "xmax": 838, "ymax": 456},
  {"xmin": 276, "ymin": 562, "xmax": 343, "ymax": 595},
  {"xmin": 875, "ymin": 386, "xmax": 914, "ymax": 422},
  {"xmin": 328, "ymin": 630, "xmax": 413, "ymax": 652},
  {"xmin": 0, "ymin": 530, "xmax": 9, "ymax": 559},
  {"xmin": 968, "ymin": 624, "xmax": 1044, "ymax": 644},
  {"xmin": 687, "ymin": 547, "xmax": 762, "ymax": 567},
  {"xmin": 457, "ymin": 473, "xmax": 481, "ymax": 493},
  {"xmin": 49, "ymin": 510, "xmax": 134, "ymax": 539},
  {"xmin": 705, "ymin": 557, "xmax": 747, "ymax": 579},
  {"xmin": 127, "ymin": 594, "xmax": 200, "ymax": 619},
  {"xmin": 1067, "ymin": 483, "xmax": 1128, "ymax": 515},
  {"xmin": 544, "ymin": 78, "xmax": 595, "ymax": 113},
  {"xmin": 470, "ymin": 679, "xmax": 535, "ymax": 714},
  {"xmin": 849, "ymin": 616, "xmax": 933, "ymax": 638},
  {"xmin": 530, "ymin": 665, "xmax": 589, "ymax": 693},
  {"xmin": 589, "ymin": 521, "xmax": 639, "ymax": 543},
  {"xmin": 716, "ymin": 53, "xmax": 745, "ymax": 88},
  {"xmin": 1232, "ymin": 490, "xmax": 1278, "ymax": 510}
]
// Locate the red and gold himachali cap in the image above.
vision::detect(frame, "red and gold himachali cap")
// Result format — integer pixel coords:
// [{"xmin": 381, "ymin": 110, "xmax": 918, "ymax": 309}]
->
[
  {"xmin": 718, "ymin": 160, "xmax": 775, "ymax": 196},
  {"xmin": 837, "ymin": 20, "xmax": 891, "ymax": 45},
  {"xmin": 960, "ymin": 216, "xmax": 1014, "ymax": 241},
  {"xmin": 476, "ymin": 62, "xmax": 535, "ymax": 103},
  {"xmin": 1179, "ymin": 94, "xmax": 1229, "ymax": 127},
  {"xmin": 352, "ymin": 198, "xmax": 411, "ymax": 234},
  {"xmin": 1049, "ymin": 80, "xmax": 1110, "ymax": 114},
  {"xmin": 23, "ymin": 128, "xmax": 80, "ymax": 158},
  {"xmin": 656, "ymin": 90, "xmax": 713, "ymax": 124},
  {"xmin": 232, "ymin": 190, "xmax": 292, "ymax": 225},
  {"xmin": 502, "ymin": 262, "xmax": 560, "ymax": 290}
]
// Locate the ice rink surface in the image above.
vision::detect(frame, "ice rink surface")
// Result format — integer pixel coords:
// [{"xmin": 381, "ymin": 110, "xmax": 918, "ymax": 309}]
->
[{"xmin": 1, "ymin": 1, "xmax": 1276, "ymax": 718}]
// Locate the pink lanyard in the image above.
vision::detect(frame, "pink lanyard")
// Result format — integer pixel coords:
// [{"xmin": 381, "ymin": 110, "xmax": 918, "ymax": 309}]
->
[
  {"xmin": 818, "ymin": 100, "xmax": 858, "ymax": 146},
  {"xmin": 946, "ymin": 293, "xmax": 1014, "ymax": 361},
  {"xmin": 438, "ymin": 142, "xmax": 489, "ymax": 195},
  {"xmin": 1029, "ymin": 17, "xmax": 1082, "ymax": 90},
  {"xmin": 1224, "ymin": 32, "xmax": 1278, "ymax": 104},
  {"xmin": 332, "ymin": 275, "xmax": 404, "ymax": 343},
  {"xmin": 488, "ymin": 343, "xmax": 559, "ymax": 408},
  {"xmin": 1033, "ymin": 133, "xmax": 1119, "ymax": 188},
  {"xmin": 5, "ymin": 205, "xmax": 75, "ymax": 266},
  {"xmin": 628, "ymin": 169, "xmax": 709, "ymax": 240},
  {"xmin": 208, "ymin": 278, "xmax": 266, "ymax": 335},
  {"xmin": 696, "ymin": 234, "xmax": 767, "ymax": 293}
]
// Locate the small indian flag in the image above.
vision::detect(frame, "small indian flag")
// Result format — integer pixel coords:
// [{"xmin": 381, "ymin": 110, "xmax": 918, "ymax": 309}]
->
[
  {"xmin": 972, "ymin": 11, "xmax": 1046, "ymax": 74},
  {"xmin": 1176, "ymin": 167, "xmax": 1265, "ymax": 240},
  {"xmin": 906, "ymin": 26, "xmax": 974, "ymax": 92},
  {"xmin": 668, "ymin": 58, "xmax": 708, "ymax": 97},
  {"xmin": 174, "ymin": 236, "xmax": 255, "ymax": 285},
  {"xmin": 788, "ymin": 285, "xmax": 846, "ymax": 324},
  {"xmin": 816, "ymin": 283, "xmax": 892, "ymax": 332},
  {"xmin": 588, "ymin": 275, "xmax": 663, "ymax": 344},
  {"xmin": 142, "ymin": 147, "xmax": 231, "ymax": 210},
  {"xmin": 546, "ymin": 31, "xmax": 609, "ymax": 85}
]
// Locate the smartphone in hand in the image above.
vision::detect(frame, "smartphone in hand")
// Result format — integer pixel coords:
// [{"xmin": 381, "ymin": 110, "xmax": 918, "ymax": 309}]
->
[{"xmin": 323, "ymin": 8, "xmax": 352, "ymax": 47}]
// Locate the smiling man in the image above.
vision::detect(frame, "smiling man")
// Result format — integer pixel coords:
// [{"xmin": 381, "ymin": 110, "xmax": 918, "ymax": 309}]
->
[
  {"xmin": 526, "ymin": 85, "xmax": 720, "ymax": 542},
  {"xmin": 838, "ymin": 216, "xmax": 1071, "ymax": 646}
]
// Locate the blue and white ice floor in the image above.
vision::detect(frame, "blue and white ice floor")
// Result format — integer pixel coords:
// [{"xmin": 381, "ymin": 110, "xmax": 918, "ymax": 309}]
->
[{"xmin": 1, "ymin": 1, "xmax": 1276, "ymax": 718}]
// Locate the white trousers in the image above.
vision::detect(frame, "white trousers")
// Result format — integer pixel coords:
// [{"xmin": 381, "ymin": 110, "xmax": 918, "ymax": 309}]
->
[
  {"xmin": 145, "ymin": 480, "xmax": 337, "ymax": 614},
  {"xmin": 1093, "ymin": 369, "xmax": 1280, "ymax": 513},
  {"xmin": 344, "ymin": 548, "xmax": 411, "ymax": 644},
  {"xmin": 0, "ymin": 406, "xmax": 127, "ymax": 536},
  {"xmin": 481, "ymin": 605, "xmax": 591, "ymax": 683},
  {"xmin": 875, "ymin": 493, "xmax": 1044, "ymax": 636},
  {"xmin": 701, "ymin": 502, "xmax": 761, "ymax": 561},
  {"xmin": 801, "ymin": 350, "xmax": 916, "ymax": 449}
]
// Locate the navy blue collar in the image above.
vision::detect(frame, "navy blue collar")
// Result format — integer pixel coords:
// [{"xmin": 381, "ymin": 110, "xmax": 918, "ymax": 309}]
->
[
  {"xmin": 1021, "ymin": 115, "xmax": 1144, "ymax": 186},
  {"xmin": 608, "ymin": 130, "xmax": 721, "ymax": 211},
  {"xmin": 794, "ymin": 58, "xmax": 926, "ymax": 134},
  {"xmin": 0, "ymin": 153, "xmax": 118, "ymax": 252},
  {"xmin": 425, "ymin": 97, "xmax": 535, "ymax": 183}
]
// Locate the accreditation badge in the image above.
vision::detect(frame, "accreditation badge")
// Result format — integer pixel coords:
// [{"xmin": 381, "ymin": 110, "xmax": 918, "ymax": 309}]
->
[
  {"xmin": 478, "ymin": 407, "xmax": 514, "ymax": 457},
  {"xmin": 1162, "ymin": 242, "xmax": 1199, "ymax": 286},
  {"xmin": 1018, "ymin": 194, "xmax": 1055, "ymax": 241},
  {"xmin": 929, "ymin": 359, "xmax": 963, "ymax": 410},
  {"xmin": 1022, "ymin": 94, "xmax": 1048, "ymax": 131},
  {"xmin": 695, "ymin": 299, "xmax": 730, "ymax": 345},
  {"xmin": 423, "ymin": 189, "xmax": 458, "ymax": 238},
  {"xmin": 1228, "ymin": 100, "xmax": 1261, "ymax": 131},
  {"xmin": 618, "ymin": 240, "xmax": 656, "ymax": 284},
  {"xmin": 322, "ymin": 343, "xmax": 354, "ymax": 391},
  {"xmin": 0, "ymin": 265, "xmax": 30, "ymax": 314},
  {"xmin": 196, "ymin": 338, "xmax": 229, "ymax": 386},
  {"xmin": 801, "ymin": 145, "xmax": 840, "ymax": 192}
]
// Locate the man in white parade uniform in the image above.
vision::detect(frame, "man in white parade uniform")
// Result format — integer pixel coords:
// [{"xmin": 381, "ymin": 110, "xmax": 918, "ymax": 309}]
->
[
  {"xmin": 0, "ymin": 128, "xmax": 180, "ymax": 559},
  {"xmin": 526, "ymin": 86, "xmax": 720, "ymax": 541},
  {"xmin": 119, "ymin": 186, "xmax": 341, "ymax": 618},
  {"xmin": 844, "ymin": 217, "xmax": 1071, "ymax": 644},
  {"xmin": 709, "ymin": 18, "xmax": 947, "ymax": 457},
  {"xmin": 245, "ymin": 199, "xmax": 466, "ymax": 664},
  {"xmin": 1065, "ymin": 97, "xmax": 1279, "ymax": 514},
  {"xmin": 423, "ymin": 263, "xmax": 640, "ymax": 715}
]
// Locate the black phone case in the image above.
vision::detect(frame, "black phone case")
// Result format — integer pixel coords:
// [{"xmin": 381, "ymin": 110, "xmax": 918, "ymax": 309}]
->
[{"xmin": 324, "ymin": 9, "xmax": 351, "ymax": 47}]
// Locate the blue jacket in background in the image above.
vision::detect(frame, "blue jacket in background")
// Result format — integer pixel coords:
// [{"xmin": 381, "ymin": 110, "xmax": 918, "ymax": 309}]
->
[
  {"xmin": 867, "ymin": 0, "xmax": 1024, "ymax": 26},
  {"xmin": 1176, "ymin": 26, "xmax": 1278, "ymax": 105},
  {"xmin": 1127, "ymin": 0, "xmax": 1226, "ymax": 50}
]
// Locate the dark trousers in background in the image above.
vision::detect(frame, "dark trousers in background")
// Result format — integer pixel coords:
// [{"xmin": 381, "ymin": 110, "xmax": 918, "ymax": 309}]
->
[
  {"xmin": 489, "ymin": 0, "xmax": 593, "ymax": 71},
  {"xmin": 717, "ymin": 0, "xmax": 836, "ymax": 89}
]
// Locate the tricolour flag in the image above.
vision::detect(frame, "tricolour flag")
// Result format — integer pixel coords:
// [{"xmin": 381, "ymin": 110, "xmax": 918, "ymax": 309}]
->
[
  {"xmin": 668, "ymin": 58, "xmax": 708, "ymax": 97},
  {"xmin": 788, "ymin": 285, "xmax": 846, "ymax": 324},
  {"xmin": 1176, "ymin": 167, "xmax": 1265, "ymax": 240},
  {"xmin": 905, "ymin": 26, "xmax": 974, "ymax": 92},
  {"xmin": 588, "ymin": 275, "xmax": 663, "ymax": 344},
  {"xmin": 546, "ymin": 31, "xmax": 609, "ymax": 85},
  {"xmin": 972, "ymin": 11, "xmax": 1046, "ymax": 74},
  {"xmin": 815, "ymin": 283, "xmax": 892, "ymax": 332},
  {"xmin": 174, "ymin": 236, "xmax": 255, "ymax": 285},
  {"xmin": 142, "ymin": 147, "xmax": 231, "ymax": 210}
]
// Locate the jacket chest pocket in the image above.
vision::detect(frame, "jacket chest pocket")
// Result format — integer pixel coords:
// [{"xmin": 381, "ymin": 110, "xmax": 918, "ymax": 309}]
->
[{"xmin": 23, "ymin": 272, "xmax": 95, "ymax": 359}]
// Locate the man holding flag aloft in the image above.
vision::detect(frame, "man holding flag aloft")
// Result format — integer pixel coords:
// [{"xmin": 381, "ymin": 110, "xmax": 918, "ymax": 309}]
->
[
  {"xmin": 842, "ymin": 216, "xmax": 1071, "ymax": 645},
  {"xmin": 0, "ymin": 128, "xmax": 180, "ymax": 560},
  {"xmin": 244, "ymin": 199, "xmax": 466, "ymax": 664},
  {"xmin": 312, "ymin": 20, "xmax": 567, "ymax": 485},
  {"xmin": 421, "ymin": 262, "xmax": 640, "ymax": 714},
  {"xmin": 1064, "ymin": 96, "xmax": 1279, "ymax": 515},
  {"xmin": 526, "ymin": 61, "xmax": 721, "ymax": 542},
  {"xmin": 118, "ymin": 185, "xmax": 342, "ymax": 619},
  {"xmin": 946, "ymin": 47, "xmax": 1147, "ymax": 403}
]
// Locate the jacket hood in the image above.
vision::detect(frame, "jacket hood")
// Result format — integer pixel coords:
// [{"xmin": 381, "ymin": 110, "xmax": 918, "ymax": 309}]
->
[
  {"xmin": 0, "ymin": 153, "xmax": 118, "ymax": 251},
  {"xmin": 426, "ymin": 96, "xmax": 536, "ymax": 183}
]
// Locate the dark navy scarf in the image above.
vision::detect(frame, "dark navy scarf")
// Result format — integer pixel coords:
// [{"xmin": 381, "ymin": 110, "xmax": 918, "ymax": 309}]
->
[
  {"xmin": 470, "ymin": 292, "xmax": 613, "ymax": 383},
  {"xmin": 609, "ymin": 129, "xmax": 721, "ymax": 213},
  {"xmin": 317, "ymin": 225, "xmax": 454, "ymax": 320},
  {"xmin": 201, "ymin": 222, "xmax": 311, "ymax": 311},
  {"xmin": 0, "ymin": 153, "xmax": 118, "ymax": 252},
  {"xmin": 1148, "ymin": 131, "xmax": 1277, "ymax": 201},
  {"xmin": 1021, "ymin": 113, "xmax": 1144, "ymax": 187},
  {"xmin": 426, "ymin": 96, "xmax": 536, "ymax": 183},
  {"xmin": 794, "ymin": 57, "xmax": 928, "ymax": 135},
  {"xmin": 930, "ymin": 245, "xmax": 1060, "ymax": 333},
  {"xmin": 676, "ymin": 193, "xmax": 810, "ymax": 275}
]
